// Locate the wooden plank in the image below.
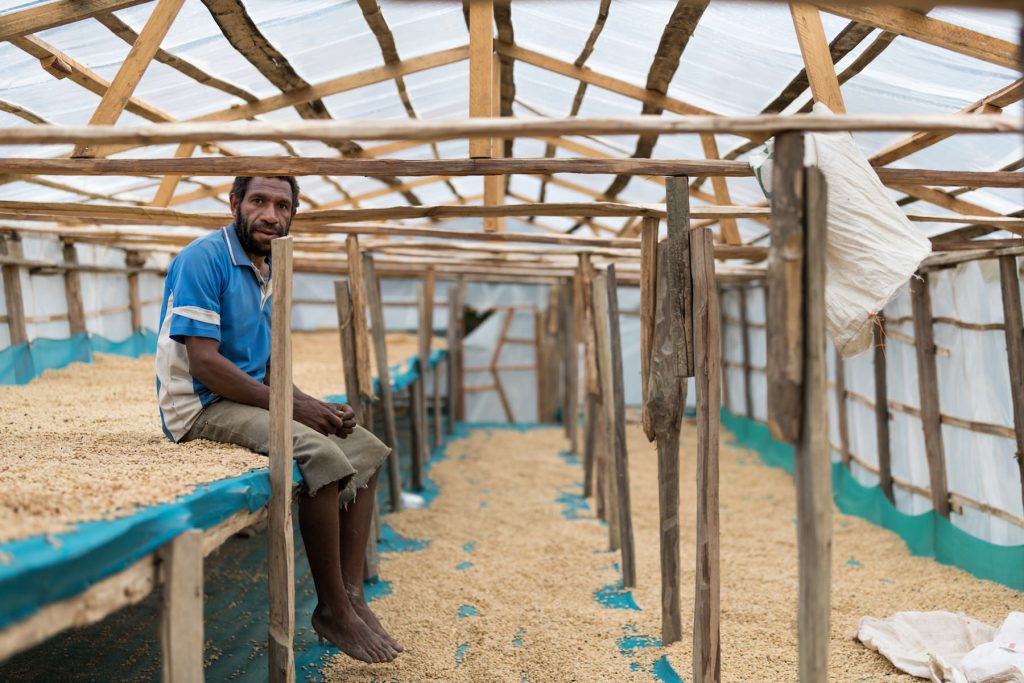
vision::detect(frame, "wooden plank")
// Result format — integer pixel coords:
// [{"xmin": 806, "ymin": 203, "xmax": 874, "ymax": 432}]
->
[
  {"xmin": 691, "ymin": 226, "xmax": 721, "ymax": 683},
  {"xmin": 834, "ymin": 346, "xmax": 851, "ymax": 467},
  {"xmin": 910, "ymin": 272, "xmax": 951, "ymax": 518},
  {"xmin": 561, "ymin": 278, "xmax": 580, "ymax": 454},
  {"xmin": 738, "ymin": 287, "xmax": 754, "ymax": 418},
  {"xmin": 72, "ymin": 0, "xmax": 185, "ymax": 158},
  {"xmin": 814, "ymin": 2, "xmax": 1020, "ymax": 71},
  {"xmin": 455, "ymin": 279, "xmax": 467, "ymax": 421},
  {"xmin": 998, "ymin": 255, "xmax": 1024, "ymax": 508},
  {"xmin": 363, "ymin": 255, "xmax": 403, "ymax": 512},
  {"xmin": 159, "ymin": 529, "xmax": 204, "ymax": 683},
  {"xmin": 647, "ymin": 243, "xmax": 687, "ymax": 645},
  {"xmin": 790, "ymin": 3, "xmax": 847, "ymax": 114},
  {"xmin": 666, "ymin": 176, "xmax": 695, "ymax": 377},
  {"xmin": 412, "ymin": 280, "xmax": 430, "ymax": 480},
  {"xmin": 469, "ymin": 0, "xmax": 494, "ymax": 159},
  {"xmin": 640, "ymin": 216, "xmax": 659, "ymax": 441},
  {"xmin": 0, "ymin": 0, "xmax": 149, "ymax": 42},
  {"xmin": 1, "ymin": 236, "xmax": 27, "ymax": 346},
  {"xmin": 420, "ymin": 268, "xmax": 436, "ymax": 450},
  {"xmin": 719, "ymin": 288, "xmax": 732, "ymax": 413},
  {"xmin": 873, "ymin": 316, "xmax": 894, "ymax": 502},
  {"xmin": 61, "ymin": 241, "xmax": 86, "ymax": 336},
  {"xmin": 267, "ymin": 236, "xmax": 295, "ymax": 683},
  {"xmin": 605, "ymin": 263, "xmax": 635, "ymax": 587},
  {"xmin": 592, "ymin": 271, "xmax": 619, "ymax": 551},
  {"xmin": 345, "ymin": 235, "xmax": 375, "ymax": 401},
  {"xmin": 3, "ymin": 114, "xmax": 1019, "ymax": 149},
  {"xmin": 767, "ymin": 132, "xmax": 805, "ymax": 444},
  {"xmin": 446, "ymin": 286, "xmax": 460, "ymax": 434},
  {"xmin": 796, "ymin": 167, "xmax": 831, "ymax": 683},
  {"xmin": 432, "ymin": 361, "xmax": 443, "ymax": 449}
]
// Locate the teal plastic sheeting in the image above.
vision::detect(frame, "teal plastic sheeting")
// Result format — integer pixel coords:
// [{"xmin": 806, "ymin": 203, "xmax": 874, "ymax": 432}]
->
[
  {"xmin": 721, "ymin": 409, "xmax": 1024, "ymax": 592},
  {"xmin": 0, "ymin": 329, "xmax": 156, "ymax": 385}
]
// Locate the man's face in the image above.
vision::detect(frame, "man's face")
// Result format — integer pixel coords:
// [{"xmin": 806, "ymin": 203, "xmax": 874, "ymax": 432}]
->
[{"xmin": 230, "ymin": 178, "xmax": 296, "ymax": 258}]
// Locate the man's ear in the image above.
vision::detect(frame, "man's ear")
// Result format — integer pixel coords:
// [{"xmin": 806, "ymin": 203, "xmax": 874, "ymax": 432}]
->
[{"xmin": 229, "ymin": 193, "xmax": 240, "ymax": 215}]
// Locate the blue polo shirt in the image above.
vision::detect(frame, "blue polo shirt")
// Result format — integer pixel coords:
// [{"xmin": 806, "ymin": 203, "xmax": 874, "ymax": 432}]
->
[{"xmin": 155, "ymin": 225, "xmax": 273, "ymax": 441}]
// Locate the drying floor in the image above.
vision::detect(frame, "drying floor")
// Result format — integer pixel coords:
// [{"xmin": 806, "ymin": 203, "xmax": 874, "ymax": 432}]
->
[
  {"xmin": 320, "ymin": 424, "xmax": 1021, "ymax": 683},
  {"xmin": 0, "ymin": 331, "xmax": 435, "ymax": 543}
]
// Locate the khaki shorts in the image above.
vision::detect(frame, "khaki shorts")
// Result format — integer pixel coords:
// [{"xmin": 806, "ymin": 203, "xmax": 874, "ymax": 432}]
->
[{"xmin": 183, "ymin": 398, "xmax": 391, "ymax": 507}]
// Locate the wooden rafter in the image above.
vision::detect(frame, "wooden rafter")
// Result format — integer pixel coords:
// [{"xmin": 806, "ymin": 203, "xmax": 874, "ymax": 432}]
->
[
  {"xmin": 601, "ymin": 1, "xmax": 709, "ymax": 201},
  {"xmin": 0, "ymin": 99, "xmax": 49, "ymax": 125},
  {"xmin": 699, "ymin": 134, "xmax": 741, "ymax": 244},
  {"xmin": 95, "ymin": 11, "xmax": 259, "ymax": 104},
  {"xmin": 790, "ymin": 3, "xmax": 847, "ymax": 114},
  {"xmin": 0, "ymin": 0, "xmax": 150, "ymax": 42},
  {"xmin": 72, "ymin": 0, "xmax": 185, "ymax": 158},
  {"xmin": 814, "ymin": 2, "xmax": 1019, "ymax": 70}
]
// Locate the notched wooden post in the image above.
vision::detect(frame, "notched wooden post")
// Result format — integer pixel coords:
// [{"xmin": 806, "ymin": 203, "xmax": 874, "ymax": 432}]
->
[
  {"xmin": 640, "ymin": 215, "xmax": 660, "ymax": 441},
  {"xmin": 768, "ymin": 132, "xmax": 806, "ymax": 444},
  {"xmin": 268, "ymin": 236, "xmax": 295, "ymax": 683}
]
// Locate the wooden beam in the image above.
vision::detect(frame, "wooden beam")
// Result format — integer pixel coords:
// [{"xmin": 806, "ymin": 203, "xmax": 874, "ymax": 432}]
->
[
  {"xmin": 159, "ymin": 530, "xmax": 204, "ymax": 683},
  {"xmin": 0, "ymin": 0, "xmax": 150, "ymax": 41},
  {"xmin": 910, "ymin": 272, "xmax": 951, "ymax": 518},
  {"xmin": 2, "ymin": 114, "xmax": 1018, "ymax": 149},
  {"xmin": 814, "ymin": 2, "xmax": 1020, "ymax": 70},
  {"xmin": 998, "ymin": 256, "xmax": 1024, "ymax": 514},
  {"xmin": 363, "ymin": 255, "xmax": 404, "ymax": 511},
  {"xmin": 796, "ymin": 167, "xmax": 831, "ymax": 683},
  {"xmin": 790, "ymin": 3, "xmax": 847, "ymax": 114},
  {"xmin": 72, "ymin": 0, "xmax": 186, "ymax": 158},
  {"xmin": 691, "ymin": 226, "xmax": 721, "ymax": 683},
  {"xmin": 267, "ymin": 236, "xmax": 295, "ymax": 682}
]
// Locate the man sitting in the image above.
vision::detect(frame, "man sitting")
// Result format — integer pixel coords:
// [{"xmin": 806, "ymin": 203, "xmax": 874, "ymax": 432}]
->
[{"xmin": 155, "ymin": 175, "xmax": 400, "ymax": 664}]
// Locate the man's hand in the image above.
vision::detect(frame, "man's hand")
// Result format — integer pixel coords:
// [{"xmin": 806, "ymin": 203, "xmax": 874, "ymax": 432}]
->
[
  {"xmin": 326, "ymin": 402, "xmax": 357, "ymax": 439},
  {"xmin": 294, "ymin": 395, "xmax": 345, "ymax": 437}
]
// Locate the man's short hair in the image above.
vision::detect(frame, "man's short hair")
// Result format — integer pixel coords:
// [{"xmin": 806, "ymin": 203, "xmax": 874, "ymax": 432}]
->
[{"xmin": 230, "ymin": 176, "xmax": 300, "ymax": 210}]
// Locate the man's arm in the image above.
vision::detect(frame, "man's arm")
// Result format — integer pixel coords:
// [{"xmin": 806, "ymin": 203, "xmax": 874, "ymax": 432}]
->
[{"xmin": 185, "ymin": 336, "xmax": 350, "ymax": 437}]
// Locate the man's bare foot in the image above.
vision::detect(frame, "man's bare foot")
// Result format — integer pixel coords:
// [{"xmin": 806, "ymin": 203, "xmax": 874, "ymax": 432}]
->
[
  {"xmin": 312, "ymin": 604, "xmax": 397, "ymax": 663},
  {"xmin": 345, "ymin": 590, "xmax": 405, "ymax": 653}
]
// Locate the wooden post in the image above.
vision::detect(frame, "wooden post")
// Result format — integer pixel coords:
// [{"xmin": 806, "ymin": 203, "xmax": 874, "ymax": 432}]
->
[
  {"xmin": 61, "ymin": 240, "xmax": 86, "ymax": 336},
  {"xmin": 159, "ymin": 529, "xmax": 203, "ymax": 683},
  {"xmin": 126, "ymin": 250, "xmax": 145, "ymax": 331},
  {"xmin": 561, "ymin": 278, "xmax": 579, "ymax": 454},
  {"xmin": 910, "ymin": 272, "xmax": 951, "ymax": 518},
  {"xmin": 456, "ymin": 279, "xmax": 467, "ymax": 421},
  {"xmin": 718, "ymin": 287, "xmax": 731, "ymax": 414},
  {"xmin": 691, "ymin": 226, "xmax": 721, "ymax": 683},
  {"xmin": 606, "ymin": 264, "xmax": 635, "ymax": 587},
  {"xmin": 795, "ymin": 167, "xmax": 831, "ymax": 683},
  {"xmin": 834, "ymin": 346, "xmax": 851, "ymax": 467},
  {"xmin": 418, "ymin": 270, "xmax": 434, "ymax": 457},
  {"xmin": 767, "ymin": 132, "xmax": 805, "ymax": 443},
  {"xmin": 640, "ymin": 215, "xmax": 659, "ymax": 441},
  {"xmin": 579, "ymin": 254, "xmax": 600, "ymax": 500},
  {"xmin": 446, "ymin": 285, "xmax": 461, "ymax": 434},
  {"xmin": 1, "ymin": 236, "xmax": 28, "ymax": 346},
  {"xmin": 346, "ymin": 235, "xmax": 375, "ymax": 403},
  {"xmin": 592, "ymin": 271, "xmax": 619, "ymax": 550},
  {"xmin": 998, "ymin": 255, "xmax": 1024, "ymax": 505},
  {"xmin": 432, "ymin": 362, "xmax": 443, "ymax": 449},
  {"xmin": 738, "ymin": 286, "xmax": 754, "ymax": 418},
  {"xmin": 335, "ymin": 279, "xmax": 363, "ymax": 425},
  {"xmin": 267, "ymin": 236, "xmax": 295, "ymax": 683},
  {"xmin": 410, "ymin": 281, "xmax": 428, "ymax": 489},
  {"xmin": 363, "ymin": 255, "xmax": 403, "ymax": 512},
  {"xmin": 873, "ymin": 317, "xmax": 894, "ymax": 502}
]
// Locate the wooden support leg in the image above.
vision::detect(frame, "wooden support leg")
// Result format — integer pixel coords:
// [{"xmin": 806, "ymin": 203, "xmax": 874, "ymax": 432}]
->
[
  {"xmin": 267, "ymin": 237, "xmax": 295, "ymax": 683},
  {"xmin": 592, "ymin": 271, "xmax": 620, "ymax": 552},
  {"xmin": 605, "ymin": 264, "xmax": 635, "ymax": 586},
  {"xmin": 447, "ymin": 288, "xmax": 460, "ymax": 435},
  {"xmin": 738, "ymin": 286, "xmax": 753, "ymax": 418},
  {"xmin": 335, "ymin": 280, "xmax": 363, "ymax": 424},
  {"xmin": 126, "ymin": 250, "xmax": 145, "ymax": 332},
  {"xmin": 998, "ymin": 255, "xmax": 1024, "ymax": 505},
  {"xmin": 410, "ymin": 381, "xmax": 426, "ymax": 491},
  {"xmin": 691, "ymin": 226, "xmax": 721, "ymax": 683},
  {"xmin": 834, "ymin": 345, "xmax": 851, "ymax": 468},
  {"xmin": 1, "ymin": 236, "xmax": 28, "ymax": 347},
  {"xmin": 795, "ymin": 168, "xmax": 831, "ymax": 683},
  {"xmin": 363, "ymin": 255, "xmax": 403, "ymax": 512},
  {"xmin": 62, "ymin": 240, "xmax": 86, "ymax": 337},
  {"xmin": 561, "ymin": 279, "xmax": 579, "ymax": 454},
  {"xmin": 160, "ymin": 529, "xmax": 204, "ymax": 683},
  {"xmin": 583, "ymin": 393, "xmax": 597, "ymax": 499},
  {"xmin": 873, "ymin": 317, "xmax": 894, "ymax": 502},
  {"xmin": 432, "ymin": 362, "xmax": 443, "ymax": 450}
]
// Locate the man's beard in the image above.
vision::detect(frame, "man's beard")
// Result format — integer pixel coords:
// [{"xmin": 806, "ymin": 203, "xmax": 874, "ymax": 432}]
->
[{"xmin": 234, "ymin": 206, "xmax": 288, "ymax": 258}]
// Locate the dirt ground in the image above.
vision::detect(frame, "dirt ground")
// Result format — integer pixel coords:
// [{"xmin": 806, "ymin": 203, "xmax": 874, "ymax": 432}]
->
[{"xmin": 321, "ymin": 423, "xmax": 1021, "ymax": 682}]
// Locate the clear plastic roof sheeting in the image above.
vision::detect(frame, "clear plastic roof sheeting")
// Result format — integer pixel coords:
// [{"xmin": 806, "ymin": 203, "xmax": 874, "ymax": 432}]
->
[{"xmin": 0, "ymin": 0, "xmax": 1020, "ymax": 243}]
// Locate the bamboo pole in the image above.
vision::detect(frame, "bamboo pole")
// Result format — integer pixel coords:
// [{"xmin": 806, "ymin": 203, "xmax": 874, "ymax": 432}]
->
[
  {"xmin": 691, "ymin": 226, "xmax": 721, "ymax": 683},
  {"xmin": 267, "ymin": 236, "xmax": 295, "ymax": 683},
  {"xmin": 795, "ymin": 168, "xmax": 831, "ymax": 683},
  {"xmin": 363, "ymin": 255, "xmax": 403, "ymax": 512}
]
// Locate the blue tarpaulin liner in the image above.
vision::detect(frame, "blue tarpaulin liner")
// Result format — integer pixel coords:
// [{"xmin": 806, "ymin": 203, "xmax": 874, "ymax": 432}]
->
[
  {"xmin": 0, "ymin": 329, "xmax": 157, "ymax": 385},
  {"xmin": 0, "ymin": 331, "xmax": 446, "ymax": 632}
]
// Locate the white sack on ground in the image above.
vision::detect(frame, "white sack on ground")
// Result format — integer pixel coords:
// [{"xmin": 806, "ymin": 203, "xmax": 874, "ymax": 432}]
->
[
  {"xmin": 857, "ymin": 611, "xmax": 1024, "ymax": 682},
  {"xmin": 752, "ymin": 103, "xmax": 932, "ymax": 358}
]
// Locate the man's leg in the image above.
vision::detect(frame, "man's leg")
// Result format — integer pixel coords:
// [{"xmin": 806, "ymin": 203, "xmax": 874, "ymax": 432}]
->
[
  {"xmin": 298, "ymin": 481, "xmax": 397, "ymax": 663},
  {"xmin": 337, "ymin": 467, "xmax": 403, "ymax": 652}
]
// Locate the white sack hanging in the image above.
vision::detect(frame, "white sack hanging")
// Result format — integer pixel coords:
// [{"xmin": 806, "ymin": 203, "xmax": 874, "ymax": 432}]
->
[{"xmin": 751, "ymin": 103, "xmax": 933, "ymax": 358}]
